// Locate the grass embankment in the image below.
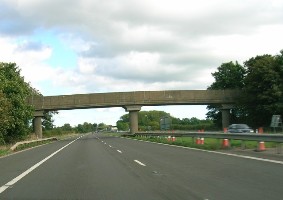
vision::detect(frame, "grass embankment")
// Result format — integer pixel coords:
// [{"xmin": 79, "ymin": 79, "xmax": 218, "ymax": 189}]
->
[
  {"xmin": 0, "ymin": 148, "xmax": 10, "ymax": 157},
  {"xmin": 130, "ymin": 135, "xmax": 277, "ymax": 151}
]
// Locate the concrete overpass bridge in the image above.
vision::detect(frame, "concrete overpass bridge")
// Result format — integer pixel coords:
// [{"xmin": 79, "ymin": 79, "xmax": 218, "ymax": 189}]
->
[{"xmin": 28, "ymin": 90, "xmax": 241, "ymax": 138}]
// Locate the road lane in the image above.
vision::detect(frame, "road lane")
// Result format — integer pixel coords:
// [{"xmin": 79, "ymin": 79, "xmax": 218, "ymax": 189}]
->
[
  {"xmin": 0, "ymin": 135, "xmax": 83, "ymax": 194},
  {"xmin": 0, "ymin": 136, "xmax": 80, "ymax": 187},
  {"xmin": 1, "ymin": 133, "xmax": 283, "ymax": 200},
  {"xmin": 96, "ymin": 134, "xmax": 283, "ymax": 200},
  {"xmin": 1, "ymin": 134, "xmax": 187, "ymax": 199}
]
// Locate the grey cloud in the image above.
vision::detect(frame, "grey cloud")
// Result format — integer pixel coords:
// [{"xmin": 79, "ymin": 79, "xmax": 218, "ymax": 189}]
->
[
  {"xmin": 160, "ymin": 52, "xmax": 221, "ymax": 67},
  {"xmin": 2, "ymin": 0, "xmax": 283, "ymax": 92},
  {"xmin": 0, "ymin": 3, "xmax": 32, "ymax": 36},
  {"xmin": 112, "ymin": 1, "xmax": 283, "ymax": 38},
  {"xmin": 77, "ymin": 1, "xmax": 283, "ymax": 62},
  {"xmin": 86, "ymin": 58, "xmax": 203, "ymax": 84},
  {"xmin": 80, "ymin": 37, "xmax": 184, "ymax": 59},
  {"xmin": 2, "ymin": 0, "xmax": 282, "ymax": 51},
  {"xmin": 2, "ymin": 0, "xmax": 283, "ymax": 38}
]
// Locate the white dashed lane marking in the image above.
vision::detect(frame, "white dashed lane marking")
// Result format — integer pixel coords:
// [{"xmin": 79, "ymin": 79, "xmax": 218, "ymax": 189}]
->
[{"xmin": 134, "ymin": 160, "xmax": 146, "ymax": 166}]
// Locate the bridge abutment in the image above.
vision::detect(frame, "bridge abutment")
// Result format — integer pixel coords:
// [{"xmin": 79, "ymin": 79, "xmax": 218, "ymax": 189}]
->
[
  {"xmin": 33, "ymin": 111, "xmax": 44, "ymax": 139},
  {"xmin": 124, "ymin": 106, "xmax": 142, "ymax": 134}
]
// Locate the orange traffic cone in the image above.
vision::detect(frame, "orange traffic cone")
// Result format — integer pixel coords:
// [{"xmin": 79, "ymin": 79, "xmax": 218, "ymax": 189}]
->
[
  {"xmin": 200, "ymin": 138, "xmax": 204, "ymax": 145},
  {"xmin": 257, "ymin": 141, "xmax": 266, "ymax": 151},
  {"xmin": 196, "ymin": 138, "xmax": 201, "ymax": 145},
  {"xmin": 172, "ymin": 137, "xmax": 176, "ymax": 142},
  {"xmin": 222, "ymin": 139, "xmax": 229, "ymax": 148}
]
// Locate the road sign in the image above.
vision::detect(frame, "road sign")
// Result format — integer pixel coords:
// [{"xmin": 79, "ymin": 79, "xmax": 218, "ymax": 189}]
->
[
  {"xmin": 270, "ymin": 115, "xmax": 282, "ymax": 128},
  {"xmin": 160, "ymin": 116, "xmax": 171, "ymax": 130}
]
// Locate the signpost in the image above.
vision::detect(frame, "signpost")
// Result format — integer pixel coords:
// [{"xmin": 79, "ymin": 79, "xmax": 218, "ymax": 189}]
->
[{"xmin": 270, "ymin": 115, "xmax": 283, "ymax": 133}]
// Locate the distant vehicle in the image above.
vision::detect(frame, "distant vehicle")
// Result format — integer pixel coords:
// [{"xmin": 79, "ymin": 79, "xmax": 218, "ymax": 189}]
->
[{"xmin": 228, "ymin": 124, "xmax": 254, "ymax": 133}]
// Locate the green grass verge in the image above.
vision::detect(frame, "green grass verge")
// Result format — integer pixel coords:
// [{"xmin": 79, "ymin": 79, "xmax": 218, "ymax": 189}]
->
[
  {"xmin": 0, "ymin": 149, "xmax": 11, "ymax": 157},
  {"xmin": 129, "ymin": 136, "xmax": 277, "ymax": 151}
]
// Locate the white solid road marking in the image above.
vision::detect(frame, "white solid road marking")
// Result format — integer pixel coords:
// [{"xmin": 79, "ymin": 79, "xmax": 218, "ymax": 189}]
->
[
  {"xmin": 134, "ymin": 160, "xmax": 146, "ymax": 166},
  {"xmin": 0, "ymin": 136, "xmax": 83, "ymax": 194},
  {"xmin": 117, "ymin": 150, "xmax": 122, "ymax": 153}
]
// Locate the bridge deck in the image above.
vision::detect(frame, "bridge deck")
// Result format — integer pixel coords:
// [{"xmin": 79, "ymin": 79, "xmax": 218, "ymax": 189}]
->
[{"xmin": 28, "ymin": 90, "xmax": 240, "ymax": 111}]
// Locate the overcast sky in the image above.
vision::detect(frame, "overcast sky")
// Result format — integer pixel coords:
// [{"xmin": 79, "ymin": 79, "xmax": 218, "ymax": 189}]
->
[{"xmin": 1, "ymin": 0, "xmax": 283, "ymax": 127}]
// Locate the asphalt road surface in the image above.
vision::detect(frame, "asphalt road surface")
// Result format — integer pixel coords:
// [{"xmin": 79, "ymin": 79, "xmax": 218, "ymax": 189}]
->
[{"xmin": 1, "ymin": 133, "xmax": 283, "ymax": 200}]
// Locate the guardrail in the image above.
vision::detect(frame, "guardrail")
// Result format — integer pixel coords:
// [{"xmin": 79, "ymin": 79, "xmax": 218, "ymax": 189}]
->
[{"xmin": 134, "ymin": 131, "xmax": 283, "ymax": 143}]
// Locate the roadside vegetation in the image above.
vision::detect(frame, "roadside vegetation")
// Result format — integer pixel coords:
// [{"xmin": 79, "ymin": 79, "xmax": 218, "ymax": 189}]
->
[
  {"xmin": 117, "ymin": 110, "xmax": 217, "ymax": 131},
  {"xmin": 0, "ymin": 148, "xmax": 10, "ymax": 157},
  {"xmin": 127, "ymin": 135, "xmax": 277, "ymax": 151},
  {"xmin": 206, "ymin": 51, "xmax": 283, "ymax": 129}
]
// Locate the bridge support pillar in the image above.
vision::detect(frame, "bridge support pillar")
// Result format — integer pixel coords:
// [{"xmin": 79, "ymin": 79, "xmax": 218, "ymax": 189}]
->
[
  {"xmin": 124, "ymin": 106, "xmax": 142, "ymax": 134},
  {"xmin": 221, "ymin": 104, "xmax": 233, "ymax": 130},
  {"xmin": 33, "ymin": 111, "xmax": 44, "ymax": 139}
]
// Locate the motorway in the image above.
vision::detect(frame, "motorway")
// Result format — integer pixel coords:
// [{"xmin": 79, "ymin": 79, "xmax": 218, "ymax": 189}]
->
[{"xmin": 0, "ymin": 133, "xmax": 283, "ymax": 200}]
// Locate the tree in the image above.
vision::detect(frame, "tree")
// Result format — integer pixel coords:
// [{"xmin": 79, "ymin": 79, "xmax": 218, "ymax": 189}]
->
[
  {"xmin": 138, "ymin": 110, "xmax": 170, "ymax": 131},
  {"xmin": 116, "ymin": 120, "xmax": 129, "ymax": 131},
  {"xmin": 61, "ymin": 123, "xmax": 73, "ymax": 131},
  {"xmin": 275, "ymin": 50, "xmax": 283, "ymax": 112},
  {"xmin": 75, "ymin": 122, "xmax": 97, "ymax": 133},
  {"xmin": 243, "ymin": 53, "xmax": 283, "ymax": 127},
  {"xmin": 116, "ymin": 110, "xmax": 216, "ymax": 131},
  {"xmin": 97, "ymin": 123, "xmax": 107, "ymax": 131},
  {"xmin": 0, "ymin": 62, "xmax": 34, "ymax": 143},
  {"xmin": 0, "ymin": 91, "xmax": 13, "ymax": 144},
  {"xmin": 117, "ymin": 111, "xmax": 170, "ymax": 131},
  {"xmin": 208, "ymin": 61, "xmax": 245, "ymax": 90},
  {"xmin": 206, "ymin": 61, "xmax": 246, "ymax": 127},
  {"xmin": 42, "ymin": 111, "xmax": 58, "ymax": 130}
]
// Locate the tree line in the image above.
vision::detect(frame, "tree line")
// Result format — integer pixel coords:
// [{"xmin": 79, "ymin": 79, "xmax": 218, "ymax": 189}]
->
[
  {"xmin": 207, "ymin": 50, "xmax": 283, "ymax": 129},
  {"xmin": 43, "ymin": 122, "xmax": 110, "ymax": 136},
  {"xmin": 117, "ymin": 110, "xmax": 215, "ymax": 131},
  {"xmin": 43, "ymin": 113, "xmax": 213, "ymax": 136}
]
